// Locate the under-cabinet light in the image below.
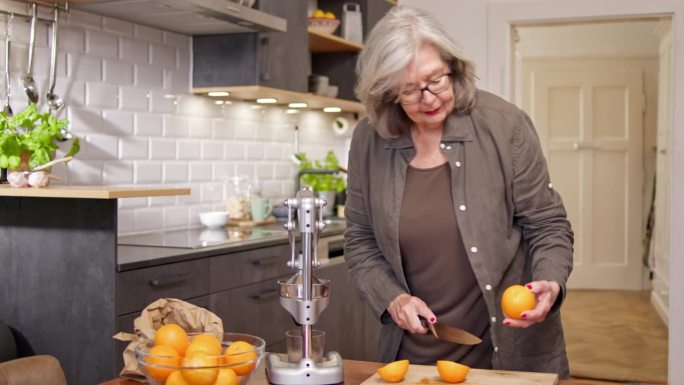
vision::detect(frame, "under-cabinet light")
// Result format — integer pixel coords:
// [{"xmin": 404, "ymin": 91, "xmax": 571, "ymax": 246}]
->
[
  {"xmin": 214, "ymin": 100, "xmax": 224, "ymax": 105},
  {"xmin": 323, "ymin": 107, "xmax": 342, "ymax": 113},
  {"xmin": 286, "ymin": 109, "xmax": 300, "ymax": 114},
  {"xmin": 257, "ymin": 98, "xmax": 278, "ymax": 104},
  {"xmin": 288, "ymin": 102, "xmax": 308, "ymax": 108},
  {"xmin": 208, "ymin": 91, "xmax": 230, "ymax": 97}
]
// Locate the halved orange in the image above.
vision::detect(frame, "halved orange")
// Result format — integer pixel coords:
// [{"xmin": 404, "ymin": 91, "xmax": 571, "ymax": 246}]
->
[
  {"xmin": 377, "ymin": 359, "xmax": 409, "ymax": 383},
  {"xmin": 436, "ymin": 360, "xmax": 469, "ymax": 383}
]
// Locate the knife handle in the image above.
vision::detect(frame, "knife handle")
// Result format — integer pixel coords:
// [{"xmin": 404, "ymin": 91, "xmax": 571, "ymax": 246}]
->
[{"xmin": 419, "ymin": 316, "xmax": 439, "ymax": 338}]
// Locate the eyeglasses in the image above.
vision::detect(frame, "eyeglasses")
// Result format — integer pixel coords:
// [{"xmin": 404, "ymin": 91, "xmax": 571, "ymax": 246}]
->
[{"xmin": 397, "ymin": 73, "xmax": 452, "ymax": 105}]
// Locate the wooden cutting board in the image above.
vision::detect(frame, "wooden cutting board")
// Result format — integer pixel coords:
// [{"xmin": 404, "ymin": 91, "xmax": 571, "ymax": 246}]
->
[{"xmin": 360, "ymin": 364, "xmax": 558, "ymax": 385}]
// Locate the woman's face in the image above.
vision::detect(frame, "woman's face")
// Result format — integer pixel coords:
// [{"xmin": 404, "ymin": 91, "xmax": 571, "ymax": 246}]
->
[{"xmin": 398, "ymin": 44, "xmax": 455, "ymax": 130}]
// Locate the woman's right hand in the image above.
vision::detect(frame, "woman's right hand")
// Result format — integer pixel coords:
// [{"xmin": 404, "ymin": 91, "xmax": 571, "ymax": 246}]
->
[{"xmin": 387, "ymin": 293, "xmax": 436, "ymax": 334}]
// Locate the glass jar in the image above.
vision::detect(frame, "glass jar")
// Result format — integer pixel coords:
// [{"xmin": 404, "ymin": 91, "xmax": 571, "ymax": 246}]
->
[{"xmin": 225, "ymin": 176, "xmax": 253, "ymax": 221}]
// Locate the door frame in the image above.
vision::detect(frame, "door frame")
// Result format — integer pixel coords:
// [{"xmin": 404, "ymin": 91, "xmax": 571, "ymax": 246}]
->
[{"xmin": 487, "ymin": 1, "xmax": 683, "ymax": 382}]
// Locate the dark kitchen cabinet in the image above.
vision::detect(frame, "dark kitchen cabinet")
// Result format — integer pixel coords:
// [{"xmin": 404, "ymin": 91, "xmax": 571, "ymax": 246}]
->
[{"xmin": 193, "ymin": 0, "xmax": 310, "ymax": 92}]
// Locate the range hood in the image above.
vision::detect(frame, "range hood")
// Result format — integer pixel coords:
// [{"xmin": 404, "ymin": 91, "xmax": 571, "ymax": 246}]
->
[{"xmin": 71, "ymin": 0, "xmax": 287, "ymax": 35}]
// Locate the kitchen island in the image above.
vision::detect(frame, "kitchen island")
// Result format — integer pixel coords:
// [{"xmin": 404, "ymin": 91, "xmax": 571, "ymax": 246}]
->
[
  {"xmin": 0, "ymin": 185, "xmax": 190, "ymax": 385},
  {"xmin": 99, "ymin": 359, "xmax": 604, "ymax": 385}
]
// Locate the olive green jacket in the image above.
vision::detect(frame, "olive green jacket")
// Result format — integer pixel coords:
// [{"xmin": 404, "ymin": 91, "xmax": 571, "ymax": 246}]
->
[{"xmin": 344, "ymin": 90, "xmax": 573, "ymax": 377}]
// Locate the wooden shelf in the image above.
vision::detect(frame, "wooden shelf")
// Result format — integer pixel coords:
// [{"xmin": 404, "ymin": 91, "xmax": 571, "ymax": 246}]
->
[
  {"xmin": 193, "ymin": 85, "xmax": 365, "ymax": 114},
  {"xmin": 0, "ymin": 185, "xmax": 191, "ymax": 199},
  {"xmin": 308, "ymin": 29, "xmax": 363, "ymax": 53}
]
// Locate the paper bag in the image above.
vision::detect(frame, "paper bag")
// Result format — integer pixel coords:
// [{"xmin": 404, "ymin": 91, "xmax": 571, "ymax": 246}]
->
[{"xmin": 113, "ymin": 298, "xmax": 224, "ymax": 380}]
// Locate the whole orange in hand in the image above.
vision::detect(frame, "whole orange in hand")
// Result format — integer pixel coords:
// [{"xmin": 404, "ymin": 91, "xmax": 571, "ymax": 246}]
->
[
  {"xmin": 223, "ymin": 340, "xmax": 257, "ymax": 375},
  {"xmin": 155, "ymin": 323, "xmax": 189, "ymax": 355},
  {"xmin": 437, "ymin": 360, "xmax": 469, "ymax": 383},
  {"xmin": 144, "ymin": 344, "xmax": 181, "ymax": 382},
  {"xmin": 501, "ymin": 284, "xmax": 536, "ymax": 319},
  {"xmin": 377, "ymin": 359, "xmax": 409, "ymax": 383}
]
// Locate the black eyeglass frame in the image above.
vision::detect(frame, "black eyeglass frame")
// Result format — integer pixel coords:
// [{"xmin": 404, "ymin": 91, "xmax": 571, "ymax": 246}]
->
[{"xmin": 396, "ymin": 72, "xmax": 453, "ymax": 105}]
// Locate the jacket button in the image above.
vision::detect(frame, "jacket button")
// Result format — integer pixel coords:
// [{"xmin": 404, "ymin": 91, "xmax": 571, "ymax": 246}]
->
[
  {"xmin": 470, "ymin": 246, "xmax": 478, "ymax": 253},
  {"xmin": 446, "ymin": 145, "xmax": 452, "ymax": 150},
  {"xmin": 485, "ymin": 284, "xmax": 492, "ymax": 290},
  {"xmin": 440, "ymin": 143, "xmax": 446, "ymax": 149},
  {"xmin": 459, "ymin": 205, "xmax": 466, "ymax": 211},
  {"xmin": 494, "ymin": 346, "xmax": 499, "ymax": 352},
  {"xmin": 455, "ymin": 161, "xmax": 462, "ymax": 167},
  {"xmin": 548, "ymin": 182, "xmax": 553, "ymax": 189},
  {"xmin": 491, "ymin": 316, "xmax": 496, "ymax": 323}
]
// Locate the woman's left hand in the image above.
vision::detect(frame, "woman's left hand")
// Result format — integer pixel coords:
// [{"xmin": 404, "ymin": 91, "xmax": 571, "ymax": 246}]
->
[{"xmin": 503, "ymin": 280, "xmax": 560, "ymax": 328}]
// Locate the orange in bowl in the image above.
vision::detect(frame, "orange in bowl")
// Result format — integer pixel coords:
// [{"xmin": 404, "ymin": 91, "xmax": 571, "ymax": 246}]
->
[
  {"xmin": 377, "ymin": 359, "xmax": 409, "ymax": 383},
  {"xmin": 223, "ymin": 340, "xmax": 258, "ymax": 376},
  {"xmin": 501, "ymin": 284, "xmax": 537, "ymax": 319}
]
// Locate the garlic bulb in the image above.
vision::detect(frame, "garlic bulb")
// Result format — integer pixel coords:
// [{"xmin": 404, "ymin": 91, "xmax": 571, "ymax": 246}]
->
[
  {"xmin": 28, "ymin": 171, "xmax": 51, "ymax": 187},
  {"xmin": 7, "ymin": 172, "xmax": 29, "ymax": 188}
]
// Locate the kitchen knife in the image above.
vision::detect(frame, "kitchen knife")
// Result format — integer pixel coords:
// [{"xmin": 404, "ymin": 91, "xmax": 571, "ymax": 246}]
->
[{"xmin": 426, "ymin": 321, "xmax": 482, "ymax": 345}]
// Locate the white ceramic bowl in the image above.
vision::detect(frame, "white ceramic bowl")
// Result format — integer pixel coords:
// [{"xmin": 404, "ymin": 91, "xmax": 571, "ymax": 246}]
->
[{"xmin": 199, "ymin": 211, "xmax": 230, "ymax": 228}]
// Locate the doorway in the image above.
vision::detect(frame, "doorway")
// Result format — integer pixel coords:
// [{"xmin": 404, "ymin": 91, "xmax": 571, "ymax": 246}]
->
[{"xmin": 511, "ymin": 19, "xmax": 663, "ymax": 291}]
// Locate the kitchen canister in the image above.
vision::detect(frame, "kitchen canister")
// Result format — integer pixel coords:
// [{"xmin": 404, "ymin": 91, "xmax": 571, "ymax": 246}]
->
[{"xmin": 341, "ymin": 3, "xmax": 363, "ymax": 44}]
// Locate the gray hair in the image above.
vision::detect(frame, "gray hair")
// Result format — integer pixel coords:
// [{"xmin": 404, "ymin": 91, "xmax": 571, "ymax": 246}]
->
[{"xmin": 355, "ymin": 6, "xmax": 477, "ymax": 138}]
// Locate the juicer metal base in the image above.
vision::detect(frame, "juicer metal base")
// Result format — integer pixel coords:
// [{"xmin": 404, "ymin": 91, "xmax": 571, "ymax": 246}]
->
[{"xmin": 265, "ymin": 351, "xmax": 344, "ymax": 385}]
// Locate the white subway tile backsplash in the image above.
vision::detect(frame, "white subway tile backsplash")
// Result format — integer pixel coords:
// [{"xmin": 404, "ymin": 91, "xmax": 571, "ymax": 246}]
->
[
  {"xmin": 119, "ymin": 36, "xmax": 149, "ymax": 65},
  {"xmin": 103, "ymin": 161, "xmax": 134, "ymax": 184},
  {"xmin": 150, "ymin": 43, "xmax": 176, "ymax": 69},
  {"xmin": 150, "ymin": 195, "xmax": 176, "ymax": 207},
  {"xmin": 135, "ymin": 161, "xmax": 163, "ymax": 183},
  {"xmin": 135, "ymin": 64, "xmax": 163, "ymax": 89},
  {"xmin": 213, "ymin": 119, "xmax": 234, "ymax": 139},
  {"xmin": 256, "ymin": 163, "xmax": 273, "ymax": 180},
  {"xmin": 119, "ymin": 196, "xmax": 148, "ymax": 209},
  {"xmin": 103, "ymin": 110, "xmax": 134, "ymax": 135},
  {"xmin": 135, "ymin": 113, "xmax": 163, "ymax": 135},
  {"xmin": 65, "ymin": 9, "xmax": 102, "ymax": 30},
  {"xmin": 245, "ymin": 143, "xmax": 265, "ymax": 160},
  {"xmin": 134, "ymin": 24, "xmax": 163, "ymax": 44},
  {"xmin": 150, "ymin": 138, "xmax": 176, "ymax": 160},
  {"xmin": 274, "ymin": 162, "xmax": 295, "ymax": 179},
  {"xmin": 262, "ymin": 180, "xmax": 282, "ymax": 198},
  {"xmin": 87, "ymin": 83, "xmax": 119, "ymax": 109},
  {"xmin": 201, "ymin": 183, "xmax": 224, "ymax": 202},
  {"xmin": 225, "ymin": 142, "xmax": 246, "ymax": 160},
  {"xmin": 104, "ymin": 59, "xmax": 134, "ymax": 85},
  {"xmin": 178, "ymin": 140, "xmax": 201, "ymax": 159},
  {"xmin": 235, "ymin": 163, "xmax": 255, "ymax": 179},
  {"xmin": 63, "ymin": 81, "xmax": 86, "ymax": 107},
  {"xmin": 86, "ymin": 30, "xmax": 118, "ymax": 59},
  {"xmin": 121, "ymin": 87, "xmax": 149, "ymax": 112},
  {"xmin": 177, "ymin": 95, "xmax": 203, "ymax": 116},
  {"xmin": 213, "ymin": 162, "xmax": 234, "ymax": 179},
  {"xmin": 69, "ymin": 106, "xmax": 102, "ymax": 134},
  {"xmin": 163, "ymin": 31, "xmax": 190, "ymax": 49},
  {"xmin": 150, "ymin": 91, "xmax": 177, "ymax": 113},
  {"xmin": 190, "ymin": 162, "xmax": 213, "ymax": 182},
  {"xmin": 134, "ymin": 207, "xmax": 164, "ymax": 231},
  {"xmin": 117, "ymin": 210, "xmax": 135, "ymax": 234},
  {"xmin": 163, "ymin": 162, "xmax": 188, "ymax": 183},
  {"xmin": 163, "ymin": 207, "xmax": 189, "ymax": 229},
  {"xmin": 234, "ymin": 121, "xmax": 256, "ymax": 140},
  {"xmin": 85, "ymin": 133, "xmax": 119, "ymax": 160},
  {"xmin": 120, "ymin": 136, "xmax": 148, "ymax": 159},
  {"xmin": 68, "ymin": 54, "xmax": 101, "ymax": 82},
  {"xmin": 264, "ymin": 143, "xmax": 281, "ymax": 160},
  {"xmin": 163, "ymin": 68, "xmax": 189, "ymax": 94},
  {"xmin": 201, "ymin": 141, "xmax": 223, "ymax": 160},
  {"xmin": 60, "ymin": 26, "xmax": 86, "ymax": 54},
  {"xmin": 164, "ymin": 115, "xmax": 189, "ymax": 137},
  {"xmin": 189, "ymin": 117, "xmax": 212, "ymax": 138},
  {"xmin": 103, "ymin": 17, "xmax": 134, "ymax": 37},
  {"xmin": 68, "ymin": 159, "xmax": 104, "ymax": 185}
]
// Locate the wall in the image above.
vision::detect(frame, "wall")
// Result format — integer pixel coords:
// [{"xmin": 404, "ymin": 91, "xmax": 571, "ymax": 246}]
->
[
  {"xmin": 0, "ymin": 4, "xmax": 352, "ymax": 235},
  {"xmin": 401, "ymin": 0, "xmax": 683, "ymax": 382}
]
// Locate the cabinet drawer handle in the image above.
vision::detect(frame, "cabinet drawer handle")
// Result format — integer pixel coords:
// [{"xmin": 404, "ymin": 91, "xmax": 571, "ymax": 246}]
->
[
  {"xmin": 148, "ymin": 273, "xmax": 190, "ymax": 287},
  {"xmin": 251, "ymin": 255, "xmax": 281, "ymax": 266},
  {"xmin": 250, "ymin": 288, "xmax": 280, "ymax": 300}
]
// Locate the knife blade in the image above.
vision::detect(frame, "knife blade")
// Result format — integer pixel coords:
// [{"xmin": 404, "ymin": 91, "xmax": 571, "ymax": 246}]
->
[{"xmin": 426, "ymin": 320, "xmax": 482, "ymax": 345}]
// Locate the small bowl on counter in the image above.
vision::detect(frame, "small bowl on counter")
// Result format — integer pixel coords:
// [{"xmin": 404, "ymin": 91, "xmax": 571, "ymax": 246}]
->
[{"xmin": 199, "ymin": 211, "xmax": 230, "ymax": 228}]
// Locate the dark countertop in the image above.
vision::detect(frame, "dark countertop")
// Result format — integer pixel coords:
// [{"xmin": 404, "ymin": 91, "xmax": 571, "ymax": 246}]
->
[{"xmin": 116, "ymin": 220, "xmax": 346, "ymax": 272}]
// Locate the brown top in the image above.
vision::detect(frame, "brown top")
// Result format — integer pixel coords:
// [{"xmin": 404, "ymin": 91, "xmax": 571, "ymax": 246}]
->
[{"xmin": 397, "ymin": 162, "xmax": 492, "ymax": 368}]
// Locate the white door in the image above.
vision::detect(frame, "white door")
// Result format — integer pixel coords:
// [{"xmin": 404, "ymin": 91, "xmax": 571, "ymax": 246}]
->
[{"xmin": 522, "ymin": 59, "xmax": 645, "ymax": 290}]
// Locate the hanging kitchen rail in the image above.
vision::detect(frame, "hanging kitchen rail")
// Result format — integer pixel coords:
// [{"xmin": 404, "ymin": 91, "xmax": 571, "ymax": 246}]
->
[{"xmin": 0, "ymin": 0, "xmax": 69, "ymax": 22}]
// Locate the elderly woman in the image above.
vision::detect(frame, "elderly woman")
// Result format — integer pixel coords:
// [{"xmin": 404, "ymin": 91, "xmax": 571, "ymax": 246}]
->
[{"xmin": 343, "ymin": 6, "xmax": 574, "ymax": 378}]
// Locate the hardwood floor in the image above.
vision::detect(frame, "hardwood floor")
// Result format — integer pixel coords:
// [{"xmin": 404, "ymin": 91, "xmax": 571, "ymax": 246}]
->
[{"xmin": 562, "ymin": 290, "xmax": 668, "ymax": 384}]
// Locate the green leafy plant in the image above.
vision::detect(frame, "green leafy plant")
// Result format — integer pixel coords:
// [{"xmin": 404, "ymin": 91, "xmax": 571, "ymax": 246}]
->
[
  {"xmin": 298, "ymin": 150, "xmax": 346, "ymax": 192},
  {"xmin": 0, "ymin": 104, "xmax": 80, "ymax": 170}
]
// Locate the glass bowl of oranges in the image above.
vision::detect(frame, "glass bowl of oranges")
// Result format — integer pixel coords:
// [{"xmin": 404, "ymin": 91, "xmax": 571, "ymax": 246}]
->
[{"xmin": 135, "ymin": 326, "xmax": 266, "ymax": 385}]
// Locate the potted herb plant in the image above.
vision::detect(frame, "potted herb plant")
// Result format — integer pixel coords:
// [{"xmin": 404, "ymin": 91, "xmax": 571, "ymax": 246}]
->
[
  {"xmin": 297, "ymin": 150, "xmax": 346, "ymax": 216},
  {"xmin": 0, "ymin": 104, "xmax": 80, "ymax": 187}
]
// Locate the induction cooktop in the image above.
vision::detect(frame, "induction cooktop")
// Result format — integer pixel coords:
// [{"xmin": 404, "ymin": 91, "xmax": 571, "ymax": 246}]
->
[{"xmin": 118, "ymin": 227, "xmax": 287, "ymax": 249}]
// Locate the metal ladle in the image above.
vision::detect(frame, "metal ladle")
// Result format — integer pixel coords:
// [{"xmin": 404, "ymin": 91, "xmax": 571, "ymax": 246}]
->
[
  {"xmin": 22, "ymin": 3, "xmax": 38, "ymax": 104},
  {"xmin": 3, "ymin": 14, "xmax": 13, "ymax": 116},
  {"xmin": 46, "ymin": 6, "xmax": 63, "ymax": 111}
]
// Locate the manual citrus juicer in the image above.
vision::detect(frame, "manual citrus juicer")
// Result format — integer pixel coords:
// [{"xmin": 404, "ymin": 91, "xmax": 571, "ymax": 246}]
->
[{"xmin": 266, "ymin": 189, "xmax": 344, "ymax": 385}]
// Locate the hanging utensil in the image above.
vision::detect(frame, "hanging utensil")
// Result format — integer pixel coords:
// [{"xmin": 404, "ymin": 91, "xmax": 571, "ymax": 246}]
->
[
  {"xmin": 22, "ymin": 3, "xmax": 38, "ymax": 103},
  {"xmin": 3, "ymin": 13, "xmax": 13, "ymax": 116},
  {"xmin": 46, "ymin": 6, "xmax": 63, "ymax": 111}
]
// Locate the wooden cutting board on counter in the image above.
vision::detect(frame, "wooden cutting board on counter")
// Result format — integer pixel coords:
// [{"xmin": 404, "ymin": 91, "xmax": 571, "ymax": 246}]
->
[{"xmin": 360, "ymin": 364, "xmax": 558, "ymax": 385}]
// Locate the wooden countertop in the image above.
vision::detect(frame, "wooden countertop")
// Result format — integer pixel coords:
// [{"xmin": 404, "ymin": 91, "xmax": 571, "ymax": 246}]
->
[
  {"xmin": 98, "ymin": 359, "xmax": 603, "ymax": 385},
  {"xmin": 0, "ymin": 185, "xmax": 190, "ymax": 199}
]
